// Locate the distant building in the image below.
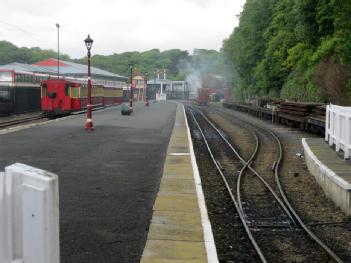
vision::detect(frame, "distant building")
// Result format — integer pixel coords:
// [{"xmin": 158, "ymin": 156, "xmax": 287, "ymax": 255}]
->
[
  {"xmin": 132, "ymin": 75, "xmax": 146, "ymax": 101},
  {"xmin": 201, "ymin": 74, "xmax": 231, "ymax": 100},
  {"xmin": 0, "ymin": 58, "xmax": 128, "ymax": 88}
]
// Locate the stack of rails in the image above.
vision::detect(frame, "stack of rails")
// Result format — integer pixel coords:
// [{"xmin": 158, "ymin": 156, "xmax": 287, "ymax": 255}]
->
[
  {"xmin": 307, "ymin": 105, "xmax": 326, "ymax": 128},
  {"xmin": 278, "ymin": 102, "xmax": 323, "ymax": 128},
  {"xmin": 222, "ymin": 100, "xmax": 326, "ymax": 134}
]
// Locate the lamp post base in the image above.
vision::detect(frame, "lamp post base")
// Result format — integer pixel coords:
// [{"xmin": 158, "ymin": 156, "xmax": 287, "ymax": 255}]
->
[{"xmin": 85, "ymin": 119, "xmax": 94, "ymax": 131}]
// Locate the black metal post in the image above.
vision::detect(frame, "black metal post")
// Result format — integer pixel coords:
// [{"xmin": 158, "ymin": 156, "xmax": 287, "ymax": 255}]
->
[
  {"xmin": 129, "ymin": 63, "xmax": 134, "ymax": 112},
  {"xmin": 56, "ymin": 23, "xmax": 60, "ymax": 77},
  {"xmin": 84, "ymin": 34, "xmax": 94, "ymax": 131}
]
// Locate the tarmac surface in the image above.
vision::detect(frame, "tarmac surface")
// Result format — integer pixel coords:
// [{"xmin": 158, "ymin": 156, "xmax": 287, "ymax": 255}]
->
[{"xmin": 0, "ymin": 101, "xmax": 177, "ymax": 263}]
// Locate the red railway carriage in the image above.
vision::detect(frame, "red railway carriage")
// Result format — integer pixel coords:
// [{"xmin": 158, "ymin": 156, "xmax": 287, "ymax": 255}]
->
[{"xmin": 41, "ymin": 79, "xmax": 123, "ymax": 116}]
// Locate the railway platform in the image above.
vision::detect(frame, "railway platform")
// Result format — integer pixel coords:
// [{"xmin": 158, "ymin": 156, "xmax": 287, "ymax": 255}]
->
[
  {"xmin": 141, "ymin": 104, "xmax": 217, "ymax": 262},
  {"xmin": 302, "ymin": 138, "xmax": 351, "ymax": 215},
  {"xmin": 0, "ymin": 101, "xmax": 193, "ymax": 263}
]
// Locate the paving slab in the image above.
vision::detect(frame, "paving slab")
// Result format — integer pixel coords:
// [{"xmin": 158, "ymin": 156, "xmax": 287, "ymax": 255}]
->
[
  {"xmin": 141, "ymin": 104, "xmax": 218, "ymax": 263},
  {"xmin": 142, "ymin": 240, "xmax": 207, "ymax": 263}
]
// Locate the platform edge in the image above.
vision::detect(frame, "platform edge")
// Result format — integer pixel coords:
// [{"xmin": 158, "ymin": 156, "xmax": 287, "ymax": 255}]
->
[
  {"xmin": 302, "ymin": 138, "xmax": 351, "ymax": 216},
  {"xmin": 183, "ymin": 104, "xmax": 219, "ymax": 263}
]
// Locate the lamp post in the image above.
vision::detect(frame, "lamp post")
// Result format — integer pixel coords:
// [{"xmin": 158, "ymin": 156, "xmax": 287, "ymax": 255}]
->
[
  {"xmin": 144, "ymin": 72, "xmax": 149, "ymax": 106},
  {"xmin": 154, "ymin": 70, "xmax": 157, "ymax": 102},
  {"xmin": 84, "ymin": 34, "xmax": 93, "ymax": 131},
  {"xmin": 129, "ymin": 63, "xmax": 134, "ymax": 112},
  {"xmin": 56, "ymin": 23, "xmax": 60, "ymax": 78}
]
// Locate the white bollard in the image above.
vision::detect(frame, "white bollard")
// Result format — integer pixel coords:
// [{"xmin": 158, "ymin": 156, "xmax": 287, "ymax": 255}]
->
[{"xmin": 0, "ymin": 163, "xmax": 59, "ymax": 263}]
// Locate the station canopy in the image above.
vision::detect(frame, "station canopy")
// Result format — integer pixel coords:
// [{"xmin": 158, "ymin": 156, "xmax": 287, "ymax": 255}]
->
[{"xmin": 0, "ymin": 58, "xmax": 127, "ymax": 82}]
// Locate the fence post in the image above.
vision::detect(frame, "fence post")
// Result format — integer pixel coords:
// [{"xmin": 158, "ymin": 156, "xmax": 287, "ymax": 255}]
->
[
  {"xmin": 0, "ymin": 171, "xmax": 12, "ymax": 263},
  {"xmin": 345, "ymin": 116, "xmax": 351, "ymax": 159},
  {"xmin": 0, "ymin": 163, "xmax": 60, "ymax": 263},
  {"xmin": 335, "ymin": 112, "xmax": 341, "ymax": 152},
  {"xmin": 325, "ymin": 104, "xmax": 330, "ymax": 142},
  {"xmin": 329, "ymin": 106, "xmax": 334, "ymax": 146}
]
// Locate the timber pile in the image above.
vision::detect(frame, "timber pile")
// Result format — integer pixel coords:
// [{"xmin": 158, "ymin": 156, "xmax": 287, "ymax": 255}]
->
[
  {"xmin": 279, "ymin": 102, "xmax": 324, "ymax": 117},
  {"xmin": 252, "ymin": 97, "xmax": 282, "ymax": 108},
  {"xmin": 310, "ymin": 105, "xmax": 326, "ymax": 120}
]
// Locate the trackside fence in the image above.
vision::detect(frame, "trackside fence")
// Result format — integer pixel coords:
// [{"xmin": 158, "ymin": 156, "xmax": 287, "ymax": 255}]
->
[
  {"xmin": 325, "ymin": 104, "xmax": 351, "ymax": 159},
  {"xmin": 0, "ymin": 163, "xmax": 60, "ymax": 263}
]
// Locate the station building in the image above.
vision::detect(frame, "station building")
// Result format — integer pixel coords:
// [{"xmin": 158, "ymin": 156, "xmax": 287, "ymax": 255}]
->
[
  {"xmin": 0, "ymin": 58, "xmax": 128, "ymax": 114},
  {"xmin": 0, "ymin": 58, "xmax": 128, "ymax": 88}
]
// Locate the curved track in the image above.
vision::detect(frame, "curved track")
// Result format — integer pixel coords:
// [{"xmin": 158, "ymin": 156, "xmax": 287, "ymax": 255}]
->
[{"xmin": 186, "ymin": 105, "xmax": 342, "ymax": 262}]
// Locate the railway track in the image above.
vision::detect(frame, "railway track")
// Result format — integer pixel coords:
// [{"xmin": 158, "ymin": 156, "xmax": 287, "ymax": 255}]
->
[
  {"xmin": 0, "ymin": 114, "xmax": 47, "ymax": 129},
  {"xmin": 0, "ymin": 104, "xmax": 121, "ymax": 130},
  {"xmin": 186, "ymin": 105, "xmax": 342, "ymax": 262}
]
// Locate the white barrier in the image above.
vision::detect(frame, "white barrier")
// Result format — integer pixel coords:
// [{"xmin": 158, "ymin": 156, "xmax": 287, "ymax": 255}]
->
[
  {"xmin": 325, "ymin": 104, "xmax": 351, "ymax": 159},
  {"xmin": 0, "ymin": 163, "xmax": 60, "ymax": 263},
  {"xmin": 156, "ymin": 93, "xmax": 167, "ymax": 101}
]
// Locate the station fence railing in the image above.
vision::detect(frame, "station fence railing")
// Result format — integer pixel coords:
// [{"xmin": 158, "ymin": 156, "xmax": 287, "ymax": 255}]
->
[{"xmin": 325, "ymin": 104, "xmax": 351, "ymax": 159}]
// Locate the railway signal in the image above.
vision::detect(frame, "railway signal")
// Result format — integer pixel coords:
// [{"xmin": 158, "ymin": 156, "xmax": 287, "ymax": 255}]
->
[{"xmin": 84, "ymin": 34, "xmax": 94, "ymax": 131}]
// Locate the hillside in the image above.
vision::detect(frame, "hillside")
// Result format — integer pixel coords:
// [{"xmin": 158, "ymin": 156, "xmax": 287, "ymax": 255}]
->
[
  {"xmin": 222, "ymin": 0, "xmax": 351, "ymax": 105},
  {"xmin": 0, "ymin": 41, "xmax": 225, "ymax": 81}
]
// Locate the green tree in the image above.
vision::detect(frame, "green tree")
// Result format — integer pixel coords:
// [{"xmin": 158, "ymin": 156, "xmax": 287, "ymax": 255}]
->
[{"xmin": 222, "ymin": 0, "xmax": 351, "ymax": 104}]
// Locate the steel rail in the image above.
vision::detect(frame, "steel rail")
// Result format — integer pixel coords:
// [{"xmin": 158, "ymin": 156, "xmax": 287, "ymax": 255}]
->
[
  {"xmin": 270, "ymin": 129, "xmax": 343, "ymax": 263},
  {"xmin": 188, "ymin": 108, "xmax": 268, "ymax": 263},
  {"xmin": 196, "ymin": 108, "xmax": 297, "ymax": 224},
  {"xmin": 210, "ymin": 105, "xmax": 343, "ymax": 263},
  {"xmin": 0, "ymin": 115, "xmax": 45, "ymax": 129},
  {"xmin": 0, "ymin": 103, "xmax": 122, "ymax": 130}
]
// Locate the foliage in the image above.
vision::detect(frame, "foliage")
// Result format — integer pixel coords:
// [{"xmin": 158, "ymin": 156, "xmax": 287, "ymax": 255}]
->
[
  {"xmin": 0, "ymin": 41, "xmax": 225, "ymax": 81},
  {"xmin": 281, "ymin": 69, "xmax": 322, "ymax": 102},
  {"xmin": 81, "ymin": 48, "xmax": 224, "ymax": 80},
  {"xmin": 0, "ymin": 41, "xmax": 70, "ymax": 65},
  {"xmin": 222, "ymin": 0, "xmax": 351, "ymax": 104}
]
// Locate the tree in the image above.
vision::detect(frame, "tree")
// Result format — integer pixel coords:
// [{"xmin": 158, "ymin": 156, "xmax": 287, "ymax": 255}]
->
[{"xmin": 222, "ymin": 0, "xmax": 351, "ymax": 103}]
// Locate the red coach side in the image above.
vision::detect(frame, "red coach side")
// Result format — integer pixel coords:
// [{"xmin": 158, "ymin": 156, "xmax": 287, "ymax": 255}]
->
[
  {"xmin": 41, "ymin": 79, "xmax": 78, "ymax": 115},
  {"xmin": 41, "ymin": 79, "xmax": 123, "ymax": 117}
]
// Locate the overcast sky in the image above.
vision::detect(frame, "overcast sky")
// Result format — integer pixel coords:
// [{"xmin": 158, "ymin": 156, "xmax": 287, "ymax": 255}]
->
[{"xmin": 0, "ymin": 0, "xmax": 245, "ymax": 58}]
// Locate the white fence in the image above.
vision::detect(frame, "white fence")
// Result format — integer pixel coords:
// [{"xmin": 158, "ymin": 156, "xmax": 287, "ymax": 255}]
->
[
  {"xmin": 0, "ymin": 163, "xmax": 60, "ymax": 263},
  {"xmin": 325, "ymin": 104, "xmax": 351, "ymax": 159}
]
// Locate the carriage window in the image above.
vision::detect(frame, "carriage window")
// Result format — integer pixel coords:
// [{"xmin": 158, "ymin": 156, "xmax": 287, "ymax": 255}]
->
[
  {"xmin": 0, "ymin": 72, "xmax": 12, "ymax": 82},
  {"xmin": 71, "ymin": 87, "xmax": 79, "ymax": 98},
  {"xmin": 42, "ymin": 84, "xmax": 47, "ymax": 97},
  {"xmin": 65, "ymin": 84, "xmax": 70, "ymax": 97}
]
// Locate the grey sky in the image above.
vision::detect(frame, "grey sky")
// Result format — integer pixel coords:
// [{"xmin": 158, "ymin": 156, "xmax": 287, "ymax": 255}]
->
[{"xmin": 0, "ymin": 0, "xmax": 245, "ymax": 58}]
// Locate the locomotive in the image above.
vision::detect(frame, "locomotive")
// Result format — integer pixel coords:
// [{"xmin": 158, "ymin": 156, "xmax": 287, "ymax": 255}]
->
[
  {"xmin": 41, "ymin": 78, "xmax": 123, "ymax": 117},
  {"xmin": 197, "ymin": 88, "xmax": 210, "ymax": 105}
]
